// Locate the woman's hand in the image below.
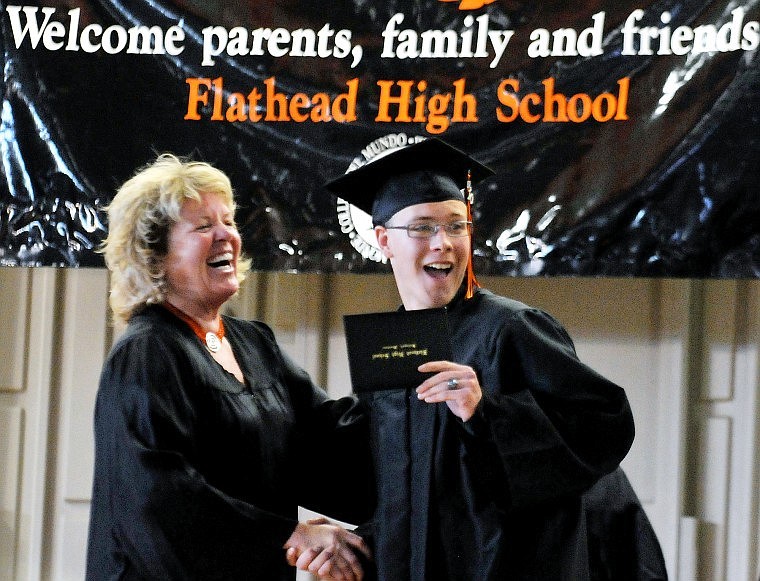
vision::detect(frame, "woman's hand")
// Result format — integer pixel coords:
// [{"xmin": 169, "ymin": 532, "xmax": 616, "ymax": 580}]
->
[
  {"xmin": 284, "ymin": 518, "xmax": 371, "ymax": 580},
  {"xmin": 416, "ymin": 361, "xmax": 482, "ymax": 422}
]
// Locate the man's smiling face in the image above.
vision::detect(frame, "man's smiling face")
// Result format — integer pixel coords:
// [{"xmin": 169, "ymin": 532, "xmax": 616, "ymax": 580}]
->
[{"xmin": 376, "ymin": 199, "xmax": 470, "ymax": 311}]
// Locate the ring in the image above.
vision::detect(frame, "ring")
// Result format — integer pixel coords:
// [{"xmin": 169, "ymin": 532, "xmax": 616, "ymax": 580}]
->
[{"xmin": 447, "ymin": 378, "xmax": 459, "ymax": 389}]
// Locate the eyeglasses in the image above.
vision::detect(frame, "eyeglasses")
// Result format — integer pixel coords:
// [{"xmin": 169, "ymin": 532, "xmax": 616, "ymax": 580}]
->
[{"xmin": 383, "ymin": 220, "xmax": 472, "ymax": 238}]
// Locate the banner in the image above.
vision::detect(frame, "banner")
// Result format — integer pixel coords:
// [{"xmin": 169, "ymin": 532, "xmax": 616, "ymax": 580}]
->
[{"xmin": 1, "ymin": 1, "xmax": 758, "ymax": 276}]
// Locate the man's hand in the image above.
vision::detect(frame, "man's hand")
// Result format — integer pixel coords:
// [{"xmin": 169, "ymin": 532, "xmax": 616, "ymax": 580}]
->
[{"xmin": 416, "ymin": 361, "xmax": 482, "ymax": 422}]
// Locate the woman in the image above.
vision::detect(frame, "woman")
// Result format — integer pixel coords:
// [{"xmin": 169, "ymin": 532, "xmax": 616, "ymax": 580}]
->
[{"xmin": 86, "ymin": 154, "xmax": 372, "ymax": 580}]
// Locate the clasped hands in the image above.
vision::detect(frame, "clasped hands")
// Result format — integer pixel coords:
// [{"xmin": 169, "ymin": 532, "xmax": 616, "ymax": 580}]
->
[{"xmin": 285, "ymin": 517, "xmax": 371, "ymax": 581}]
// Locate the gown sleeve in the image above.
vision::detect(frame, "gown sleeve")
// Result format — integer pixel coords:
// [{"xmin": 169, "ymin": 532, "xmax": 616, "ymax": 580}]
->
[
  {"xmin": 86, "ymin": 332, "xmax": 298, "ymax": 580},
  {"xmin": 583, "ymin": 467, "xmax": 668, "ymax": 580},
  {"xmin": 265, "ymin": 335, "xmax": 375, "ymax": 525},
  {"xmin": 470, "ymin": 307, "xmax": 635, "ymax": 510}
]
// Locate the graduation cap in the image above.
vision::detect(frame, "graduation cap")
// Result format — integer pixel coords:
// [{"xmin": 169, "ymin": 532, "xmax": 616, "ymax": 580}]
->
[
  {"xmin": 324, "ymin": 137, "xmax": 495, "ymax": 299},
  {"xmin": 325, "ymin": 137, "xmax": 494, "ymax": 226}
]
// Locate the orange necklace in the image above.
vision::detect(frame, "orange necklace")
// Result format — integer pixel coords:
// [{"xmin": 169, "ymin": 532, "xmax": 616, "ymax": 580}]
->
[{"xmin": 162, "ymin": 302, "xmax": 225, "ymax": 353}]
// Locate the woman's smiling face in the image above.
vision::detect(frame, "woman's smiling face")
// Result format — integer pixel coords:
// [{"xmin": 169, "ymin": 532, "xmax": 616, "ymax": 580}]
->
[
  {"xmin": 376, "ymin": 199, "xmax": 470, "ymax": 311},
  {"xmin": 163, "ymin": 191, "xmax": 242, "ymax": 317}
]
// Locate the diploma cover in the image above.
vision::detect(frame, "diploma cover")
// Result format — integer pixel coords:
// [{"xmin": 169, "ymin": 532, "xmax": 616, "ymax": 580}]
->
[
  {"xmin": 343, "ymin": 308, "xmax": 453, "ymax": 581},
  {"xmin": 343, "ymin": 308, "xmax": 453, "ymax": 393}
]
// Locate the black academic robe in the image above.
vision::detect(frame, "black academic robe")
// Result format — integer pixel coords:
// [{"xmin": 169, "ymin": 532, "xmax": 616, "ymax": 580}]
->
[
  {"xmin": 86, "ymin": 305, "xmax": 372, "ymax": 581},
  {"xmin": 584, "ymin": 467, "xmax": 668, "ymax": 580},
  {"xmin": 360, "ymin": 287, "xmax": 638, "ymax": 580}
]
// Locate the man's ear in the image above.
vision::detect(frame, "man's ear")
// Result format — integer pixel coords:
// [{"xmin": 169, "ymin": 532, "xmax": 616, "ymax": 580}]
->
[{"xmin": 375, "ymin": 226, "xmax": 393, "ymax": 259}]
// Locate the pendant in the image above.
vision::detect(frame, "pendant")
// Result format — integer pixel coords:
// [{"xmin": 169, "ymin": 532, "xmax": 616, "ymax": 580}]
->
[{"xmin": 205, "ymin": 332, "xmax": 222, "ymax": 353}]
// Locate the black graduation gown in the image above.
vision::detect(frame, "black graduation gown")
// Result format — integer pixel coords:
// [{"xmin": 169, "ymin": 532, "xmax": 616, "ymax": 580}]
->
[
  {"xmin": 360, "ymin": 287, "xmax": 637, "ymax": 580},
  {"xmin": 584, "ymin": 467, "xmax": 668, "ymax": 580},
  {"xmin": 86, "ymin": 305, "xmax": 372, "ymax": 581}
]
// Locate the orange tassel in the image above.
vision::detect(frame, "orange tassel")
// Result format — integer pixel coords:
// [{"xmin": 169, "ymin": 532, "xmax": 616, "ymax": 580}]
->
[{"xmin": 465, "ymin": 170, "xmax": 479, "ymax": 300}]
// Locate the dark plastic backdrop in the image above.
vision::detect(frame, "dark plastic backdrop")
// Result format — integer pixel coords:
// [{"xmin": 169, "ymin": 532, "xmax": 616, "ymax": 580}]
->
[{"xmin": 1, "ymin": 0, "xmax": 758, "ymax": 276}]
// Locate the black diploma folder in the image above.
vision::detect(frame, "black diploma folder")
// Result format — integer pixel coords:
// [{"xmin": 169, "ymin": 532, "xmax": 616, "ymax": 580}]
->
[{"xmin": 343, "ymin": 308, "xmax": 453, "ymax": 393}]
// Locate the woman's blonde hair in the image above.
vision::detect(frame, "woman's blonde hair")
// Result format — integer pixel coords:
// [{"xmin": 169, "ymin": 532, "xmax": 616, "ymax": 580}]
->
[{"xmin": 102, "ymin": 153, "xmax": 250, "ymax": 327}]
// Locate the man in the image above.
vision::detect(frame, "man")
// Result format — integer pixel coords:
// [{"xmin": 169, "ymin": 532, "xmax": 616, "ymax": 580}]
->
[{"xmin": 326, "ymin": 137, "xmax": 666, "ymax": 580}]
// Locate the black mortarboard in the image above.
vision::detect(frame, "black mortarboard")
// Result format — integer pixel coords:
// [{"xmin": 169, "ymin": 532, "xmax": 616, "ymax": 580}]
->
[{"xmin": 324, "ymin": 138, "xmax": 494, "ymax": 226}]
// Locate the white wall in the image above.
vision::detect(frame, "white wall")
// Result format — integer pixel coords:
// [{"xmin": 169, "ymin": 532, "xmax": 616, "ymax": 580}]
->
[{"xmin": 0, "ymin": 268, "xmax": 758, "ymax": 580}]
